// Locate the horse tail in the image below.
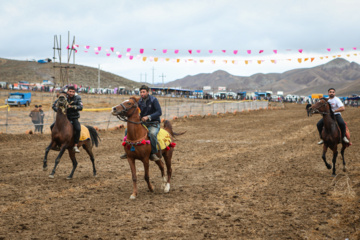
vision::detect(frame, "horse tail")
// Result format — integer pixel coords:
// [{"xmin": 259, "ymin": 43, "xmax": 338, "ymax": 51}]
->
[
  {"xmin": 163, "ymin": 120, "xmax": 186, "ymax": 138},
  {"xmin": 86, "ymin": 125, "xmax": 100, "ymax": 147}
]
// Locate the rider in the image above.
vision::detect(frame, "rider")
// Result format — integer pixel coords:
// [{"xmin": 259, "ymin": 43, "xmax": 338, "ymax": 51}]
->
[
  {"xmin": 120, "ymin": 85, "xmax": 162, "ymax": 161},
  {"xmin": 51, "ymin": 86, "xmax": 83, "ymax": 153},
  {"xmin": 317, "ymin": 88, "xmax": 350, "ymax": 145}
]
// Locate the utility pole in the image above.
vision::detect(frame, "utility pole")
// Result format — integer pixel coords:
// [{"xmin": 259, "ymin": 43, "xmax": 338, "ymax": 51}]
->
[
  {"xmin": 152, "ymin": 67, "xmax": 155, "ymax": 86},
  {"xmin": 159, "ymin": 73, "xmax": 166, "ymax": 89}
]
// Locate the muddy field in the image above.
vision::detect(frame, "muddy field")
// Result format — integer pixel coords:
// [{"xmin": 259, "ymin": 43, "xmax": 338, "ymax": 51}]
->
[{"xmin": 0, "ymin": 103, "xmax": 359, "ymax": 239}]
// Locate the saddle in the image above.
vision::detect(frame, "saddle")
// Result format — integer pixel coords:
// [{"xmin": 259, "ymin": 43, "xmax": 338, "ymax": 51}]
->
[{"xmin": 142, "ymin": 124, "xmax": 172, "ymax": 150}]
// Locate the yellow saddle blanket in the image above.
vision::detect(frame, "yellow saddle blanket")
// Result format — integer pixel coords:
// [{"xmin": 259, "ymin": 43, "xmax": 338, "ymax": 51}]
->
[
  {"xmin": 157, "ymin": 128, "xmax": 172, "ymax": 150},
  {"xmin": 80, "ymin": 125, "xmax": 90, "ymax": 141}
]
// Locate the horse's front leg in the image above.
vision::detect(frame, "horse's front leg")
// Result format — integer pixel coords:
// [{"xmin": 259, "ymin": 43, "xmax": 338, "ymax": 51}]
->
[
  {"xmin": 49, "ymin": 145, "xmax": 67, "ymax": 178},
  {"xmin": 143, "ymin": 158, "xmax": 154, "ymax": 193},
  {"xmin": 322, "ymin": 145, "xmax": 331, "ymax": 169},
  {"xmin": 128, "ymin": 158, "xmax": 138, "ymax": 199},
  {"xmin": 331, "ymin": 149, "xmax": 338, "ymax": 176},
  {"xmin": 43, "ymin": 142, "xmax": 53, "ymax": 171},
  {"xmin": 66, "ymin": 149, "xmax": 78, "ymax": 180},
  {"xmin": 341, "ymin": 144, "xmax": 346, "ymax": 172}
]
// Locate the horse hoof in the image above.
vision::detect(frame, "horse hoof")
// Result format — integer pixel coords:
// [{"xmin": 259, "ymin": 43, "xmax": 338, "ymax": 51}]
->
[
  {"xmin": 130, "ymin": 195, "xmax": 136, "ymax": 200},
  {"xmin": 43, "ymin": 167, "xmax": 48, "ymax": 171},
  {"xmin": 49, "ymin": 175, "xmax": 54, "ymax": 179},
  {"xmin": 332, "ymin": 174, "xmax": 336, "ymax": 177},
  {"xmin": 343, "ymin": 168, "xmax": 347, "ymax": 172},
  {"xmin": 66, "ymin": 177, "xmax": 72, "ymax": 180},
  {"xmin": 326, "ymin": 164, "xmax": 332, "ymax": 169},
  {"xmin": 164, "ymin": 183, "xmax": 170, "ymax": 193}
]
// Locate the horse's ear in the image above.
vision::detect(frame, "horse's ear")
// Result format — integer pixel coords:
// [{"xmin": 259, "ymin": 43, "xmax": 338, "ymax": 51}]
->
[
  {"xmin": 324, "ymin": 97, "xmax": 329, "ymax": 101},
  {"xmin": 130, "ymin": 96, "xmax": 140, "ymax": 103}
]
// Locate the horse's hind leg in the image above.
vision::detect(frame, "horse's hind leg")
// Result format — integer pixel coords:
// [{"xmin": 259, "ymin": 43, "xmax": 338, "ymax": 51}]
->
[
  {"xmin": 43, "ymin": 142, "xmax": 54, "ymax": 171},
  {"xmin": 154, "ymin": 158, "xmax": 166, "ymax": 188},
  {"xmin": 66, "ymin": 149, "xmax": 78, "ymax": 180},
  {"xmin": 331, "ymin": 150, "xmax": 338, "ymax": 176},
  {"xmin": 83, "ymin": 141, "xmax": 97, "ymax": 177},
  {"xmin": 322, "ymin": 145, "xmax": 331, "ymax": 170},
  {"xmin": 341, "ymin": 144, "xmax": 346, "ymax": 172},
  {"xmin": 49, "ymin": 146, "xmax": 67, "ymax": 178},
  {"xmin": 163, "ymin": 150, "xmax": 173, "ymax": 193}
]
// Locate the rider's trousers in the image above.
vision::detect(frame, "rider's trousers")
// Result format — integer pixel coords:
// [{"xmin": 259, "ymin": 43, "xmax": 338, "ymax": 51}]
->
[{"xmin": 317, "ymin": 114, "xmax": 346, "ymax": 139}]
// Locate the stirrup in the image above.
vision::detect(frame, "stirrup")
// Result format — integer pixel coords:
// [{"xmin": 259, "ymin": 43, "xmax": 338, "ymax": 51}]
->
[
  {"xmin": 343, "ymin": 137, "xmax": 350, "ymax": 143},
  {"xmin": 150, "ymin": 154, "xmax": 160, "ymax": 161},
  {"xmin": 317, "ymin": 139, "xmax": 324, "ymax": 145}
]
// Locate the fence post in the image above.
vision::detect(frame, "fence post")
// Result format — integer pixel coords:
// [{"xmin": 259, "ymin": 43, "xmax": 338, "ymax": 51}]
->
[{"xmin": 5, "ymin": 105, "xmax": 9, "ymax": 133}]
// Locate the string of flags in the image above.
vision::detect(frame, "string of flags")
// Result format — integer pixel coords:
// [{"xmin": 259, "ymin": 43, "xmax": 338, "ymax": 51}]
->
[{"xmin": 67, "ymin": 44, "xmax": 359, "ymax": 65}]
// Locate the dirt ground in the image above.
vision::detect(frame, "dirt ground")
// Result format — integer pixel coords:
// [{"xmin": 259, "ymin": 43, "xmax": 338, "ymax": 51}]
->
[{"xmin": 0, "ymin": 103, "xmax": 359, "ymax": 239}]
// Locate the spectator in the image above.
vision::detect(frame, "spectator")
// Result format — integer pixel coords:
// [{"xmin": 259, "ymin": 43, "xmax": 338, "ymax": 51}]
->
[
  {"xmin": 38, "ymin": 105, "xmax": 45, "ymax": 134},
  {"xmin": 29, "ymin": 105, "xmax": 41, "ymax": 133}
]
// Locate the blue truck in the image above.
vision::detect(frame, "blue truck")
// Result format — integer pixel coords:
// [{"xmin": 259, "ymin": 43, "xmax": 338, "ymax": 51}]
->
[{"xmin": 5, "ymin": 92, "xmax": 32, "ymax": 107}]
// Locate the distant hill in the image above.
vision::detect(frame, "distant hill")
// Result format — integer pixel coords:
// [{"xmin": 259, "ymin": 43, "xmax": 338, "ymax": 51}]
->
[
  {"xmin": 0, "ymin": 58, "xmax": 141, "ymax": 89},
  {"xmin": 165, "ymin": 58, "xmax": 360, "ymax": 96}
]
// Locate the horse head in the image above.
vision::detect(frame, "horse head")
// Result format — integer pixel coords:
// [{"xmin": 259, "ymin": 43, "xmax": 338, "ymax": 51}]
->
[
  {"xmin": 57, "ymin": 92, "xmax": 68, "ymax": 114},
  {"xmin": 308, "ymin": 98, "xmax": 329, "ymax": 116},
  {"xmin": 112, "ymin": 96, "xmax": 140, "ymax": 118}
]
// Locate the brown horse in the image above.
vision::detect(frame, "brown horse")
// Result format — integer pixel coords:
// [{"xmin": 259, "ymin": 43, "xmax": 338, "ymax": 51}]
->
[
  {"xmin": 112, "ymin": 96, "xmax": 183, "ymax": 199},
  {"xmin": 43, "ymin": 93, "xmax": 100, "ymax": 179},
  {"xmin": 309, "ymin": 98, "xmax": 350, "ymax": 176}
]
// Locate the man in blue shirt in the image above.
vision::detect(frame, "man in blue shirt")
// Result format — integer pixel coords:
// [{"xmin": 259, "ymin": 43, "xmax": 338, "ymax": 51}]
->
[{"xmin": 121, "ymin": 85, "xmax": 162, "ymax": 161}]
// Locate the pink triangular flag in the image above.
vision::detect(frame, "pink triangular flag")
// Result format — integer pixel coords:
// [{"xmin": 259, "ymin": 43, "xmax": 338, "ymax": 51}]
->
[
  {"xmin": 140, "ymin": 49, "xmax": 144, "ymax": 54},
  {"xmin": 222, "ymin": 50, "xmax": 226, "ymax": 53},
  {"xmin": 259, "ymin": 50, "xmax": 264, "ymax": 54},
  {"xmin": 353, "ymin": 47, "xmax": 357, "ymax": 50},
  {"xmin": 327, "ymin": 48, "xmax": 331, "ymax": 51},
  {"xmin": 233, "ymin": 50, "xmax": 238, "ymax": 54},
  {"xmin": 118, "ymin": 55, "xmax": 122, "ymax": 58},
  {"xmin": 247, "ymin": 50, "xmax": 251, "ymax": 54},
  {"xmin": 95, "ymin": 52, "xmax": 99, "ymax": 55},
  {"xmin": 110, "ymin": 47, "xmax": 114, "ymax": 52},
  {"xmin": 298, "ymin": 49, "xmax": 303, "ymax": 53},
  {"xmin": 196, "ymin": 50, "xmax": 201, "ymax": 53},
  {"xmin": 340, "ymin": 48, "xmax": 344, "ymax": 51},
  {"xmin": 66, "ymin": 45, "xmax": 69, "ymax": 49},
  {"xmin": 188, "ymin": 50, "xmax": 192, "ymax": 54},
  {"xmin": 127, "ymin": 48, "xmax": 131, "ymax": 52},
  {"xmin": 163, "ymin": 49, "xmax": 167, "ymax": 53},
  {"xmin": 98, "ymin": 47, "xmax": 101, "ymax": 51},
  {"xmin": 209, "ymin": 50, "xmax": 213, "ymax": 54},
  {"xmin": 174, "ymin": 49, "xmax": 179, "ymax": 54},
  {"xmin": 84, "ymin": 50, "xmax": 88, "ymax": 53},
  {"xmin": 129, "ymin": 56, "xmax": 134, "ymax": 60},
  {"xmin": 273, "ymin": 50, "xmax": 277, "ymax": 54},
  {"xmin": 106, "ymin": 53, "xmax": 111, "ymax": 56},
  {"xmin": 85, "ymin": 46, "xmax": 90, "ymax": 49}
]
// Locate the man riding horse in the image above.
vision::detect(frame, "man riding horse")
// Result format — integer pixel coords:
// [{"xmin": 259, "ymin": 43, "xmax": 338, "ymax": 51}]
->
[
  {"xmin": 317, "ymin": 88, "xmax": 349, "ymax": 145},
  {"xmin": 51, "ymin": 86, "xmax": 83, "ymax": 153},
  {"xmin": 120, "ymin": 85, "xmax": 162, "ymax": 161}
]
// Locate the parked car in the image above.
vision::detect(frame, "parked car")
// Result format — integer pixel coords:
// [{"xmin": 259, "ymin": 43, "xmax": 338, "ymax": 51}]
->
[{"xmin": 5, "ymin": 92, "xmax": 32, "ymax": 107}]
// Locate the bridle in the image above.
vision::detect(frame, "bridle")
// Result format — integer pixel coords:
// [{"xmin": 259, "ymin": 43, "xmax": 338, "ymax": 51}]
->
[
  {"xmin": 57, "ymin": 95, "xmax": 68, "ymax": 115},
  {"xmin": 310, "ymin": 99, "xmax": 329, "ymax": 116},
  {"xmin": 115, "ymin": 100, "xmax": 143, "ymax": 124}
]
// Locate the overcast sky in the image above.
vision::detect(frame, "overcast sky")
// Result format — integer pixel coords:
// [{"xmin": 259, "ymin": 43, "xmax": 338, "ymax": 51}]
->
[{"xmin": 1, "ymin": 0, "xmax": 360, "ymax": 85}]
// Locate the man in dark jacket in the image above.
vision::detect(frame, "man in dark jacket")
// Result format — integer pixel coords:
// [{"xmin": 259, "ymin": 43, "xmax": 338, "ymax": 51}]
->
[
  {"xmin": 38, "ymin": 105, "xmax": 45, "ymax": 134},
  {"xmin": 29, "ymin": 105, "xmax": 41, "ymax": 132},
  {"xmin": 121, "ymin": 85, "xmax": 162, "ymax": 161},
  {"xmin": 51, "ymin": 86, "xmax": 83, "ymax": 153}
]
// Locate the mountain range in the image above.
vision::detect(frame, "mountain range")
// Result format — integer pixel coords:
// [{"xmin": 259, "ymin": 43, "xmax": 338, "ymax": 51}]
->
[{"xmin": 164, "ymin": 58, "xmax": 360, "ymax": 96}]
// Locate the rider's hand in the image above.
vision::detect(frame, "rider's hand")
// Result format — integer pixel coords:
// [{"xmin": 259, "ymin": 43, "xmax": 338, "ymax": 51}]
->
[{"xmin": 141, "ymin": 116, "xmax": 149, "ymax": 122}]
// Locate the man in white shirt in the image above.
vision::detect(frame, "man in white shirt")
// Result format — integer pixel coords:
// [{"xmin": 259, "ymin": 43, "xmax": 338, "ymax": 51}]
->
[{"xmin": 317, "ymin": 88, "xmax": 350, "ymax": 145}]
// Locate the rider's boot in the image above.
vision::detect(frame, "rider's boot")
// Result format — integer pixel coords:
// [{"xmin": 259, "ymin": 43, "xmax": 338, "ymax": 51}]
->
[
  {"xmin": 343, "ymin": 136, "xmax": 350, "ymax": 143},
  {"xmin": 73, "ymin": 146, "xmax": 80, "ymax": 153},
  {"xmin": 317, "ymin": 139, "xmax": 324, "ymax": 145},
  {"xmin": 120, "ymin": 153, "xmax": 127, "ymax": 159},
  {"xmin": 150, "ymin": 153, "xmax": 160, "ymax": 161}
]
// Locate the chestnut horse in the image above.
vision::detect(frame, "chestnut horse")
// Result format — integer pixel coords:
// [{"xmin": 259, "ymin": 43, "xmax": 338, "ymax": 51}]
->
[
  {"xmin": 43, "ymin": 93, "xmax": 100, "ymax": 179},
  {"xmin": 309, "ymin": 98, "xmax": 350, "ymax": 176},
  {"xmin": 112, "ymin": 96, "xmax": 183, "ymax": 199}
]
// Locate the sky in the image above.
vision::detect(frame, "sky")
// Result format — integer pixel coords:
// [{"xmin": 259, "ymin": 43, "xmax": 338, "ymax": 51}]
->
[{"xmin": 1, "ymin": 0, "xmax": 360, "ymax": 86}]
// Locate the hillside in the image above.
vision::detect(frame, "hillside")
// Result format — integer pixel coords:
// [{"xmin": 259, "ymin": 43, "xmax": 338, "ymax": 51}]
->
[
  {"xmin": 165, "ymin": 58, "xmax": 360, "ymax": 96},
  {"xmin": 0, "ymin": 58, "xmax": 141, "ymax": 89}
]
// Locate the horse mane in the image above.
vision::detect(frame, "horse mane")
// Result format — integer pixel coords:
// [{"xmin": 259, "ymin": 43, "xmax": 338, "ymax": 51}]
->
[{"xmin": 320, "ymin": 97, "xmax": 335, "ymax": 120}]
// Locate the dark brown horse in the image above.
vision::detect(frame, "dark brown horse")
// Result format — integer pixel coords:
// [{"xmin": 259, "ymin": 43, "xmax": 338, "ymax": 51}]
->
[
  {"xmin": 309, "ymin": 98, "xmax": 350, "ymax": 176},
  {"xmin": 43, "ymin": 93, "xmax": 100, "ymax": 179},
  {"xmin": 112, "ymin": 96, "xmax": 183, "ymax": 199}
]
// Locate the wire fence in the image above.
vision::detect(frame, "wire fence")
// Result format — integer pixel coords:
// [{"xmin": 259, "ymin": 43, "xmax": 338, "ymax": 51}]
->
[{"xmin": 0, "ymin": 92, "xmax": 269, "ymax": 134}]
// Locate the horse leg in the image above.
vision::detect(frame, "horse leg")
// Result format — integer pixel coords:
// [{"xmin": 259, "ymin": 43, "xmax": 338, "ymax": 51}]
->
[
  {"xmin": 163, "ymin": 150, "xmax": 173, "ymax": 193},
  {"xmin": 322, "ymin": 145, "xmax": 331, "ymax": 169},
  {"xmin": 331, "ymin": 149, "xmax": 338, "ymax": 177},
  {"xmin": 143, "ymin": 158, "xmax": 155, "ymax": 193},
  {"xmin": 154, "ymin": 158, "xmax": 166, "ymax": 189},
  {"xmin": 49, "ymin": 146, "xmax": 67, "ymax": 178},
  {"xmin": 66, "ymin": 149, "xmax": 78, "ymax": 180},
  {"xmin": 43, "ymin": 142, "xmax": 54, "ymax": 171},
  {"xmin": 83, "ymin": 141, "xmax": 97, "ymax": 177},
  {"xmin": 128, "ymin": 158, "xmax": 138, "ymax": 199},
  {"xmin": 341, "ymin": 144, "xmax": 346, "ymax": 172}
]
